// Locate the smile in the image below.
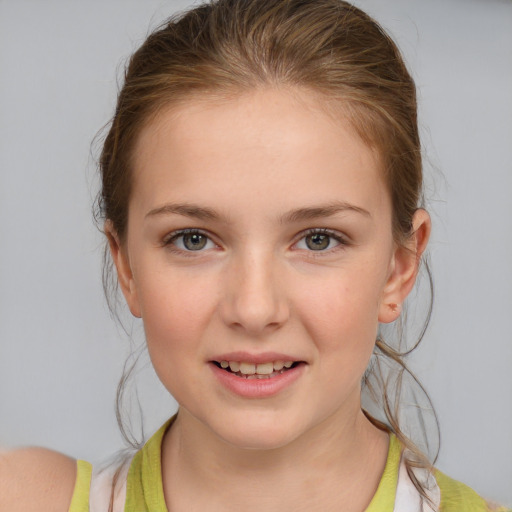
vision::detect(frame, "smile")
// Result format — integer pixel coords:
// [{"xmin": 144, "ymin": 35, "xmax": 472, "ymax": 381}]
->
[
  {"xmin": 210, "ymin": 358, "xmax": 305, "ymax": 398},
  {"xmin": 213, "ymin": 360, "xmax": 297, "ymax": 379}
]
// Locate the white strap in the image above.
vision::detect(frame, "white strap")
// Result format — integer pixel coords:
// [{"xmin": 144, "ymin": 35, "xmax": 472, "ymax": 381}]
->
[
  {"xmin": 394, "ymin": 455, "xmax": 441, "ymax": 512},
  {"xmin": 89, "ymin": 462, "xmax": 129, "ymax": 512}
]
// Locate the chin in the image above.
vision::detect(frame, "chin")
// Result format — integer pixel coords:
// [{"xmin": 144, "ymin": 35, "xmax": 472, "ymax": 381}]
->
[
  {"xmin": 222, "ymin": 430, "xmax": 299, "ymax": 451},
  {"xmin": 208, "ymin": 412, "xmax": 306, "ymax": 451}
]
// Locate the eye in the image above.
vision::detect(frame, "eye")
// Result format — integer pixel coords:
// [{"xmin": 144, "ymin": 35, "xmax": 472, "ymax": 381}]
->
[
  {"xmin": 164, "ymin": 229, "xmax": 216, "ymax": 253},
  {"xmin": 295, "ymin": 229, "xmax": 345, "ymax": 252}
]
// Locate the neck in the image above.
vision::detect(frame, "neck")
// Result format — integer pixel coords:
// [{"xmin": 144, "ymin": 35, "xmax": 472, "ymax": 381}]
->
[{"xmin": 161, "ymin": 404, "xmax": 389, "ymax": 512}]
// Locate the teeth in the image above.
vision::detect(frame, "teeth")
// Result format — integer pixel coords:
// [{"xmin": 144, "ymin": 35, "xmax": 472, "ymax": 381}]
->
[
  {"xmin": 229, "ymin": 361, "xmax": 240, "ymax": 372},
  {"xmin": 220, "ymin": 360, "xmax": 295, "ymax": 375},
  {"xmin": 239, "ymin": 362, "xmax": 256, "ymax": 375},
  {"xmin": 256, "ymin": 362, "xmax": 274, "ymax": 375}
]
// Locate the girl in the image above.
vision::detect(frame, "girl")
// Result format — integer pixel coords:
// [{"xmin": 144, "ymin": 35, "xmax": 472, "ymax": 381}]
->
[{"xmin": 0, "ymin": 0, "xmax": 509, "ymax": 510}]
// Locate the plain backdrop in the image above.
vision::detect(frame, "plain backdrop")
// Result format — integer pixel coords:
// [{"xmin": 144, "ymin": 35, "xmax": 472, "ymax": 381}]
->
[{"xmin": 0, "ymin": 0, "xmax": 511, "ymax": 505}]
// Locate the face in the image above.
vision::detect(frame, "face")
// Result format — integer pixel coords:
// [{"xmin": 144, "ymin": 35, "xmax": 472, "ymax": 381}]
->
[{"xmin": 111, "ymin": 87, "xmax": 424, "ymax": 450}]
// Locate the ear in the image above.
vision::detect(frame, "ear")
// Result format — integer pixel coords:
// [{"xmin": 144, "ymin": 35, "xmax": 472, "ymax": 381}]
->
[
  {"xmin": 378, "ymin": 209, "xmax": 431, "ymax": 323},
  {"xmin": 104, "ymin": 221, "xmax": 142, "ymax": 318}
]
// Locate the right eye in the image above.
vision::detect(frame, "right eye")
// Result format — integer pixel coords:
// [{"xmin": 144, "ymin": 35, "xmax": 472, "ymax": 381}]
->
[{"xmin": 164, "ymin": 229, "xmax": 216, "ymax": 253}]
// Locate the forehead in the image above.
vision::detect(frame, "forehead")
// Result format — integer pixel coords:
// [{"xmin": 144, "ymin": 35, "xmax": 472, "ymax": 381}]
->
[{"xmin": 130, "ymin": 87, "xmax": 390, "ymax": 222}]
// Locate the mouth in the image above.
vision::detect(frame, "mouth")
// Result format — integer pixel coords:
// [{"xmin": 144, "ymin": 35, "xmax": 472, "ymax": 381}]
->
[
  {"xmin": 209, "ymin": 356, "xmax": 306, "ymax": 398},
  {"xmin": 211, "ymin": 360, "xmax": 302, "ymax": 379}
]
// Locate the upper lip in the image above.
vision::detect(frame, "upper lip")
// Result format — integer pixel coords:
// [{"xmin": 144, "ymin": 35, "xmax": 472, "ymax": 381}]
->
[{"xmin": 210, "ymin": 351, "xmax": 304, "ymax": 364}]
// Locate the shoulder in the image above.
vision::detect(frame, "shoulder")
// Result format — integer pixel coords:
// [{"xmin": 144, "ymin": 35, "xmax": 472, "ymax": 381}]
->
[
  {"xmin": 0, "ymin": 446, "xmax": 78, "ymax": 512},
  {"xmin": 434, "ymin": 469, "xmax": 507, "ymax": 512}
]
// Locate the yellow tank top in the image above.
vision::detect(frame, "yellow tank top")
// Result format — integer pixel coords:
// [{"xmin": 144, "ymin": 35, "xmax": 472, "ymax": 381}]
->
[{"xmin": 68, "ymin": 418, "xmax": 508, "ymax": 512}]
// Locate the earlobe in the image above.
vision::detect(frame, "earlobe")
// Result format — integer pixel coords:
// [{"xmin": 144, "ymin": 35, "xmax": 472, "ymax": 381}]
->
[
  {"xmin": 104, "ymin": 221, "xmax": 142, "ymax": 318},
  {"xmin": 378, "ymin": 209, "xmax": 431, "ymax": 324},
  {"xmin": 379, "ymin": 301, "xmax": 402, "ymax": 324}
]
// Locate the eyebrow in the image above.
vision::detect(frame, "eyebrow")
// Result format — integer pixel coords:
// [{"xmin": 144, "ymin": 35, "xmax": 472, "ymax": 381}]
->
[
  {"xmin": 145, "ymin": 201, "xmax": 371, "ymax": 223},
  {"xmin": 146, "ymin": 203, "xmax": 220, "ymax": 221},
  {"xmin": 279, "ymin": 201, "xmax": 371, "ymax": 223}
]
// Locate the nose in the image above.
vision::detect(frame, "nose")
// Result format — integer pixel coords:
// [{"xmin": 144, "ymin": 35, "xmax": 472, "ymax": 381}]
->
[{"xmin": 219, "ymin": 249, "xmax": 289, "ymax": 336}]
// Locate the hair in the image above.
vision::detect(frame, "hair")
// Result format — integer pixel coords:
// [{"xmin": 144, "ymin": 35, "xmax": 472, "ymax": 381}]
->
[{"xmin": 95, "ymin": 0, "xmax": 438, "ymax": 506}]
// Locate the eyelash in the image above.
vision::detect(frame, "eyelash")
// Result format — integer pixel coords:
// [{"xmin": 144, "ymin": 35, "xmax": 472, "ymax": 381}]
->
[
  {"xmin": 162, "ymin": 228, "xmax": 349, "ymax": 258},
  {"xmin": 297, "ymin": 228, "xmax": 348, "ymax": 256}
]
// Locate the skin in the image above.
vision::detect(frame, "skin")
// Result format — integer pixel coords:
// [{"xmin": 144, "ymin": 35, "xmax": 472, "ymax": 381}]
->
[
  {"xmin": 107, "ymin": 87, "xmax": 431, "ymax": 512},
  {"xmin": 0, "ymin": 448, "xmax": 76, "ymax": 512}
]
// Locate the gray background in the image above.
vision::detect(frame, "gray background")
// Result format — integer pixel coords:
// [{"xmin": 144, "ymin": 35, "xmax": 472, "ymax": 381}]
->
[{"xmin": 0, "ymin": 0, "xmax": 511, "ymax": 505}]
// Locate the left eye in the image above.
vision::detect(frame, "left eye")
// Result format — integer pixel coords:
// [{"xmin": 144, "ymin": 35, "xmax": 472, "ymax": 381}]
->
[
  {"xmin": 167, "ymin": 230, "xmax": 216, "ymax": 252},
  {"xmin": 295, "ymin": 230, "xmax": 343, "ymax": 251}
]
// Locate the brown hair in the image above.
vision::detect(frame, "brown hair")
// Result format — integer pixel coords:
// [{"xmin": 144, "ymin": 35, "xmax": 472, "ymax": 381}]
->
[{"xmin": 96, "ymin": 0, "xmax": 437, "ymax": 504}]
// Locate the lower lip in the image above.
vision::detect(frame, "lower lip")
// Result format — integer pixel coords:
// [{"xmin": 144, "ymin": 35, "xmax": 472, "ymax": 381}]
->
[{"xmin": 210, "ymin": 362, "xmax": 305, "ymax": 398}]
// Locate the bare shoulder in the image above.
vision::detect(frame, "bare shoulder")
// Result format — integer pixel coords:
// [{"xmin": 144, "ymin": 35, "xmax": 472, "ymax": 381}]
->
[{"xmin": 0, "ymin": 446, "xmax": 77, "ymax": 512}]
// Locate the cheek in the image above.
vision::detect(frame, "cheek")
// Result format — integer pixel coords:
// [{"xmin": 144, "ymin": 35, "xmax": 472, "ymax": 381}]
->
[
  {"xmin": 135, "ymin": 269, "xmax": 217, "ymax": 371},
  {"xmin": 296, "ymin": 266, "xmax": 382, "ymax": 368}
]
